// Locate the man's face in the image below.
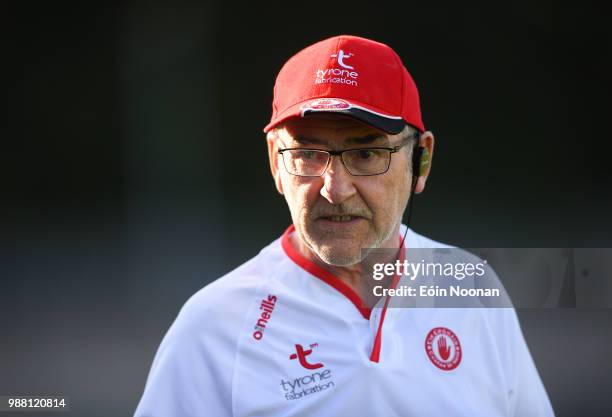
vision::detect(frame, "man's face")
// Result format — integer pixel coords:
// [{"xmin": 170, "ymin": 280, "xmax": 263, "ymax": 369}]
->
[{"xmin": 268, "ymin": 114, "xmax": 425, "ymax": 267}]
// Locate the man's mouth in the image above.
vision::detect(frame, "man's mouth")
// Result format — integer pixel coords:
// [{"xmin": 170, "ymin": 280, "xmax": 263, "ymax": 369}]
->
[{"xmin": 319, "ymin": 215, "xmax": 363, "ymax": 222}]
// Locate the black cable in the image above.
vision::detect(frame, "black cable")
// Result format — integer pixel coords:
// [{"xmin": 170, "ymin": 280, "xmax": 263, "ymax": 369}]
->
[{"xmin": 399, "ymin": 134, "xmax": 421, "ymax": 250}]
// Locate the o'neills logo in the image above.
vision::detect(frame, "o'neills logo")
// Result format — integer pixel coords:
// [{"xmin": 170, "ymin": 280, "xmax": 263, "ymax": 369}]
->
[
  {"xmin": 425, "ymin": 327, "xmax": 462, "ymax": 371},
  {"xmin": 314, "ymin": 49, "xmax": 358, "ymax": 86},
  {"xmin": 252, "ymin": 294, "xmax": 277, "ymax": 341}
]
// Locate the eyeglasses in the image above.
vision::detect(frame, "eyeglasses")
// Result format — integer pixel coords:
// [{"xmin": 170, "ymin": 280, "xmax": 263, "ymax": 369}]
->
[{"xmin": 277, "ymin": 142, "xmax": 410, "ymax": 177}]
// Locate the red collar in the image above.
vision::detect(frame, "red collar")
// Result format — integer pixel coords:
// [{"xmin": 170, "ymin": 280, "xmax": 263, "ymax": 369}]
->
[
  {"xmin": 281, "ymin": 224, "xmax": 406, "ymax": 363},
  {"xmin": 280, "ymin": 224, "xmax": 406, "ymax": 321},
  {"xmin": 281, "ymin": 224, "xmax": 371, "ymax": 319}
]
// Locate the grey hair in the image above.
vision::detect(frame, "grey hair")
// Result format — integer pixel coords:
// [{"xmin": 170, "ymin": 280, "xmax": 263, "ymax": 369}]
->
[{"xmin": 397, "ymin": 124, "xmax": 420, "ymax": 145}]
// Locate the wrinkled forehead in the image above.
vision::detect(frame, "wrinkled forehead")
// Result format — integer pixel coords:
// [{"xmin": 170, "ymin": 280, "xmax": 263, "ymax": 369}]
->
[{"xmin": 277, "ymin": 114, "xmax": 391, "ymax": 147}]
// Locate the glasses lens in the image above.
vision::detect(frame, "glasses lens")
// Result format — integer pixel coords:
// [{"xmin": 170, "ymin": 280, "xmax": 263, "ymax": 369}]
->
[
  {"xmin": 343, "ymin": 149, "xmax": 391, "ymax": 175},
  {"xmin": 282, "ymin": 149, "xmax": 330, "ymax": 176}
]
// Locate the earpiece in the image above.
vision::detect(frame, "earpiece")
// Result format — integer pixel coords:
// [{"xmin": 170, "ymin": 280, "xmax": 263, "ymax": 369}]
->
[
  {"xmin": 419, "ymin": 148, "xmax": 430, "ymax": 177},
  {"xmin": 411, "ymin": 146, "xmax": 429, "ymax": 179}
]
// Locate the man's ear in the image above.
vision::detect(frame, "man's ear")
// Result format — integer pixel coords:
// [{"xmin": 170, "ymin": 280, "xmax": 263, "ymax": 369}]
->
[
  {"xmin": 266, "ymin": 132, "xmax": 284, "ymax": 195},
  {"xmin": 414, "ymin": 131, "xmax": 434, "ymax": 194}
]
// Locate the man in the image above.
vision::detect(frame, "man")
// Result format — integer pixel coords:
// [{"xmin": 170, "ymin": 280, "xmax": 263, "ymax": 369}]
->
[{"xmin": 134, "ymin": 35, "xmax": 554, "ymax": 416}]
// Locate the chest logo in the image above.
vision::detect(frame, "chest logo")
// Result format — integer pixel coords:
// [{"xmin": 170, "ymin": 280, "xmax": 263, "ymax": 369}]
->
[
  {"xmin": 425, "ymin": 327, "xmax": 462, "ymax": 371},
  {"xmin": 289, "ymin": 343, "xmax": 323, "ymax": 370},
  {"xmin": 282, "ymin": 343, "xmax": 333, "ymax": 400}
]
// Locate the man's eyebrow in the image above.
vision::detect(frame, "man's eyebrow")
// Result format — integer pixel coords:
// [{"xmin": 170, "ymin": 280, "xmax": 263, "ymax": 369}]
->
[
  {"xmin": 344, "ymin": 134, "xmax": 388, "ymax": 145},
  {"xmin": 293, "ymin": 135, "xmax": 323, "ymax": 145}
]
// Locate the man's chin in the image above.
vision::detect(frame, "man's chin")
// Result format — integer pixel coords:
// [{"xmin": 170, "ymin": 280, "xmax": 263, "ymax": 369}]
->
[
  {"xmin": 302, "ymin": 228, "xmax": 370, "ymax": 266},
  {"xmin": 310, "ymin": 241, "xmax": 365, "ymax": 267},
  {"xmin": 316, "ymin": 249, "xmax": 362, "ymax": 267}
]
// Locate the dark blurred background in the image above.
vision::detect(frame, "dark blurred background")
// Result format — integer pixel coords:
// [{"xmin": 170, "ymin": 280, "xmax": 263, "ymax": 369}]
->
[{"xmin": 2, "ymin": 1, "xmax": 611, "ymax": 416}]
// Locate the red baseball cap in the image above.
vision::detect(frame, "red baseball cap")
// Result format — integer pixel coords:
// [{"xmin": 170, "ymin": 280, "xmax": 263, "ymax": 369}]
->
[{"xmin": 264, "ymin": 35, "xmax": 425, "ymax": 134}]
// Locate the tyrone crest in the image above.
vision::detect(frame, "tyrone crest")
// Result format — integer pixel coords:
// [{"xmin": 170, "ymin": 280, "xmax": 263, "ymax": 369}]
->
[{"xmin": 425, "ymin": 327, "xmax": 462, "ymax": 371}]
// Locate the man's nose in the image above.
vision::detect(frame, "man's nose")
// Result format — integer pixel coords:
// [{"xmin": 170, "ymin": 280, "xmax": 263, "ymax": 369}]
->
[{"xmin": 320, "ymin": 155, "xmax": 357, "ymax": 204}]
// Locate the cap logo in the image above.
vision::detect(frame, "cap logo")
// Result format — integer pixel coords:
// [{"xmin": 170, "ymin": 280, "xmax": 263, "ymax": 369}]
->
[
  {"xmin": 330, "ymin": 50, "xmax": 354, "ymax": 69},
  {"xmin": 300, "ymin": 98, "xmax": 351, "ymax": 115},
  {"xmin": 315, "ymin": 49, "xmax": 359, "ymax": 87}
]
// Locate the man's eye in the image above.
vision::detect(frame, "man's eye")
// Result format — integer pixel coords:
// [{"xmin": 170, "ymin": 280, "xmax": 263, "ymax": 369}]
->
[
  {"xmin": 357, "ymin": 149, "xmax": 376, "ymax": 159},
  {"xmin": 299, "ymin": 150, "xmax": 318, "ymax": 160}
]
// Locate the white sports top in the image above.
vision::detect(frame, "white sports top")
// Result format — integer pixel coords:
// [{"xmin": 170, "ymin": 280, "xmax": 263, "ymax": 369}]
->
[{"xmin": 134, "ymin": 225, "xmax": 555, "ymax": 417}]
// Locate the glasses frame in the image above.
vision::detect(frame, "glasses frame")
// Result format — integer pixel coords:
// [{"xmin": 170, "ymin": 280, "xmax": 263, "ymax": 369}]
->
[{"xmin": 277, "ymin": 141, "xmax": 410, "ymax": 177}]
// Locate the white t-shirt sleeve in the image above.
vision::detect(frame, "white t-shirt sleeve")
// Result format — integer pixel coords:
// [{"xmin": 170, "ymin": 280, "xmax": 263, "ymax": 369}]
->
[
  {"xmin": 506, "ymin": 309, "xmax": 555, "ymax": 417},
  {"xmin": 133, "ymin": 291, "xmax": 237, "ymax": 417}
]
